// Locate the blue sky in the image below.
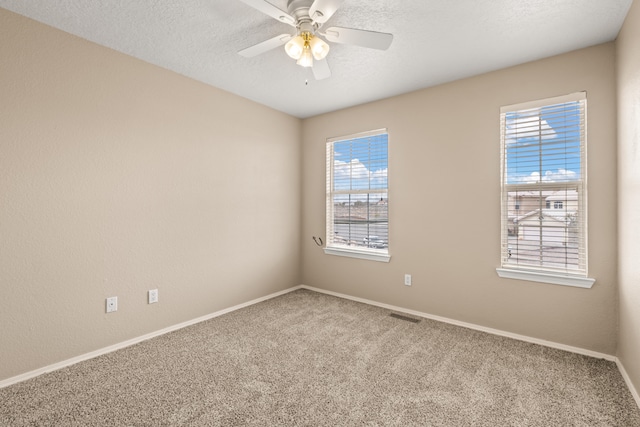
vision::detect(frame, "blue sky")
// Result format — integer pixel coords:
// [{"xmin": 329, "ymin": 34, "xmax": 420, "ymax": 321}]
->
[{"xmin": 505, "ymin": 101, "xmax": 582, "ymax": 185}]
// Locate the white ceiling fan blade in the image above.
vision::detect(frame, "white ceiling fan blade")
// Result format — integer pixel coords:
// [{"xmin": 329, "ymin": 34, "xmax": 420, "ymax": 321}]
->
[
  {"xmin": 312, "ymin": 58, "xmax": 331, "ymax": 80},
  {"xmin": 237, "ymin": 0, "xmax": 296, "ymax": 26},
  {"xmin": 309, "ymin": 0, "xmax": 343, "ymax": 24},
  {"xmin": 322, "ymin": 27, "xmax": 393, "ymax": 50},
  {"xmin": 238, "ymin": 34, "xmax": 292, "ymax": 57}
]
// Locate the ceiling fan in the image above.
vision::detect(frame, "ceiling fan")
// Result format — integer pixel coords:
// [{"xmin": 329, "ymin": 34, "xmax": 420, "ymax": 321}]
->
[{"xmin": 238, "ymin": 0, "xmax": 393, "ymax": 80}]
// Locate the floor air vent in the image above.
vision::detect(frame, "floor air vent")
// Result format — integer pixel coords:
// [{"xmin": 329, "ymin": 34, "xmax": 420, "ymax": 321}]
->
[{"xmin": 389, "ymin": 313, "xmax": 421, "ymax": 323}]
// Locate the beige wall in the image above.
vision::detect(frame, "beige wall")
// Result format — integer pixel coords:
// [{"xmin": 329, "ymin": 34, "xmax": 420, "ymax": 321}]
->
[
  {"xmin": 0, "ymin": 9, "xmax": 302, "ymax": 381},
  {"xmin": 617, "ymin": 0, "xmax": 640, "ymax": 401},
  {"xmin": 302, "ymin": 43, "xmax": 618, "ymax": 354}
]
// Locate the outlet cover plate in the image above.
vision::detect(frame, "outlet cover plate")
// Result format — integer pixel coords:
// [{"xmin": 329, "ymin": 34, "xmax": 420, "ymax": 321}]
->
[
  {"xmin": 106, "ymin": 296, "xmax": 118, "ymax": 313},
  {"xmin": 404, "ymin": 274, "xmax": 412, "ymax": 286},
  {"xmin": 148, "ymin": 289, "xmax": 158, "ymax": 304}
]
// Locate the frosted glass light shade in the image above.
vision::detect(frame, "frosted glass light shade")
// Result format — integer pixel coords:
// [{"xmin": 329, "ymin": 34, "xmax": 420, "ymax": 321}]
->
[
  {"xmin": 309, "ymin": 36, "xmax": 330, "ymax": 60},
  {"xmin": 296, "ymin": 48, "xmax": 313, "ymax": 67},
  {"xmin": 285, "ymin": 36, "xmax": 305, "ymax": 60}
]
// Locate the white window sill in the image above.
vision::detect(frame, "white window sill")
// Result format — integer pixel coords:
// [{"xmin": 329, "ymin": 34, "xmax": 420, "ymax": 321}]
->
[
  {"xmin": 496, "ymin": 268, "xmax": 595, "ymax": 288},
  {"xmin": 324, "ymin": 246, "xmax": 391, "ymax": 263}
]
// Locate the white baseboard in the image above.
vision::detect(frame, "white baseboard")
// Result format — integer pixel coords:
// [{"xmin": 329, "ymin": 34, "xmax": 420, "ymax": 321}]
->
[
  {"xmin": 0, "ymin": 285, "xmax": 303, "ymax": 389},
  {"xmin": 616, "ymin": 359, "xmax": 640, "ymax": 410},
  {"xmin": 299, "ymin": 285, "xmax": 617, "ymax": 362}
]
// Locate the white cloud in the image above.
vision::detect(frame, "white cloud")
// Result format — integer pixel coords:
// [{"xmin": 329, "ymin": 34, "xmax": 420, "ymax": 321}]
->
[
  {"xmin": 333, "ymin": 159, "xmax": 388, "ymax": 191},
  {"xmin": 510, "ymin": 169, "xmax": 578, "ymax": 184},
  {"xmin": 511, "ymin": 171, "xmax": 540, "ymax": 184},
  {"xmin": 542, "ymin": 168, "xmax": 577, "ymax": 182},
  {"xmin": 505, "ymin": 115, "xmax": 556, "ymax": 145},
  {"xmin": 371, "ymin": 168, "xmax": 388, "ymax": 187},
  {"xmin": 334, "ymin": 159, "xmax": 368, "ymax": 181}
]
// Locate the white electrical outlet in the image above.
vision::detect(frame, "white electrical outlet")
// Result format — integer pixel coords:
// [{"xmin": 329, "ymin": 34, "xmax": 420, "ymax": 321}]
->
[
  {"xmin": 148, "ymin": 289, "xmax": 158, "ymax": 304},
  {"xmin": 106, "ymin": 296, "xmax": 118, "ymax": 313},
  {"xmin": 404, "ymin": 274, "xmax": 412, "ymax": 286}
]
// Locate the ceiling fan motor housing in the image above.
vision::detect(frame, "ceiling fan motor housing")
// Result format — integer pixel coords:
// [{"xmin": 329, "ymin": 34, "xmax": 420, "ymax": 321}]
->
[{"xmin": 287, "ymin": 0, "xmax": 317, "ymax": 31}]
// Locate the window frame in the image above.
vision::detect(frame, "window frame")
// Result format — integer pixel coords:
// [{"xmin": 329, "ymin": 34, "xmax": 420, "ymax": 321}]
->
[
  {"xmin": 496, "ymin": 92, "xmax": 595, "ymax": 288},
  {"xmin": 324, "ymin": 129, "xmax": 390, "ymax": 262}
]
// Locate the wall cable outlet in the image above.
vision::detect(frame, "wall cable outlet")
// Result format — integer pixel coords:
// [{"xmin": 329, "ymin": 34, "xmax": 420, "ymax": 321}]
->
[{"xmin": 106, "ymin": 296, "xmax": 118, "ymax": 313}]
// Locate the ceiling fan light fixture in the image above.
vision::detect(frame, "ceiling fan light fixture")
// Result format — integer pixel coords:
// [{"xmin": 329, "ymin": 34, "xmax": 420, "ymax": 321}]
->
[
  {"xmin": 296, "ymin": 47, "xmax": 314, "ymax": 67},
  {"xmin": 309, "ymin": 36, "xmax": 330, "ymax": 60},
  {"xmin": 238, "ymin": 0, "xmax": 394, "ymax": 80},
  {"xmin": 285, "ymin": 35, "xmax": 305, "ymax": 59}
]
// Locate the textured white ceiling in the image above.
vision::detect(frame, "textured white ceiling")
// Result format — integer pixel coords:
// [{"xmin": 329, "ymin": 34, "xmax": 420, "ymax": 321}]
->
[{"xmin": 0, "ymin": 0, "xmax": 633, "ymax": 118}]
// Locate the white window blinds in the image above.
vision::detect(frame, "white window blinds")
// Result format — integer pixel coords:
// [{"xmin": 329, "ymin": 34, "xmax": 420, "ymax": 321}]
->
[
  {"xmin": 326, "ymin": 130, "xmax": 389, "ymax": 257},
  {"xmin": 500, "ymin": 92, "xmax": 587, "ymax": 277}
]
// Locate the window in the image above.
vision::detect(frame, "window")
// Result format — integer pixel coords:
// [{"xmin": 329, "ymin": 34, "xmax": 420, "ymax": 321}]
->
[
  {"xmin": 324, "ymin": 129, "xmax": 389, "ymax": 262},
  {"xmin": 497, "ymin": 92, "xmax": 594, "ymax": 288}
]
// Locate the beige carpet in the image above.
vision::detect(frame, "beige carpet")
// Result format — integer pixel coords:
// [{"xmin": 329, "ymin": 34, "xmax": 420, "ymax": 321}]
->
[{"xmin": 1, "ymin": 289, "xmax": 639, "ymax": 426}]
